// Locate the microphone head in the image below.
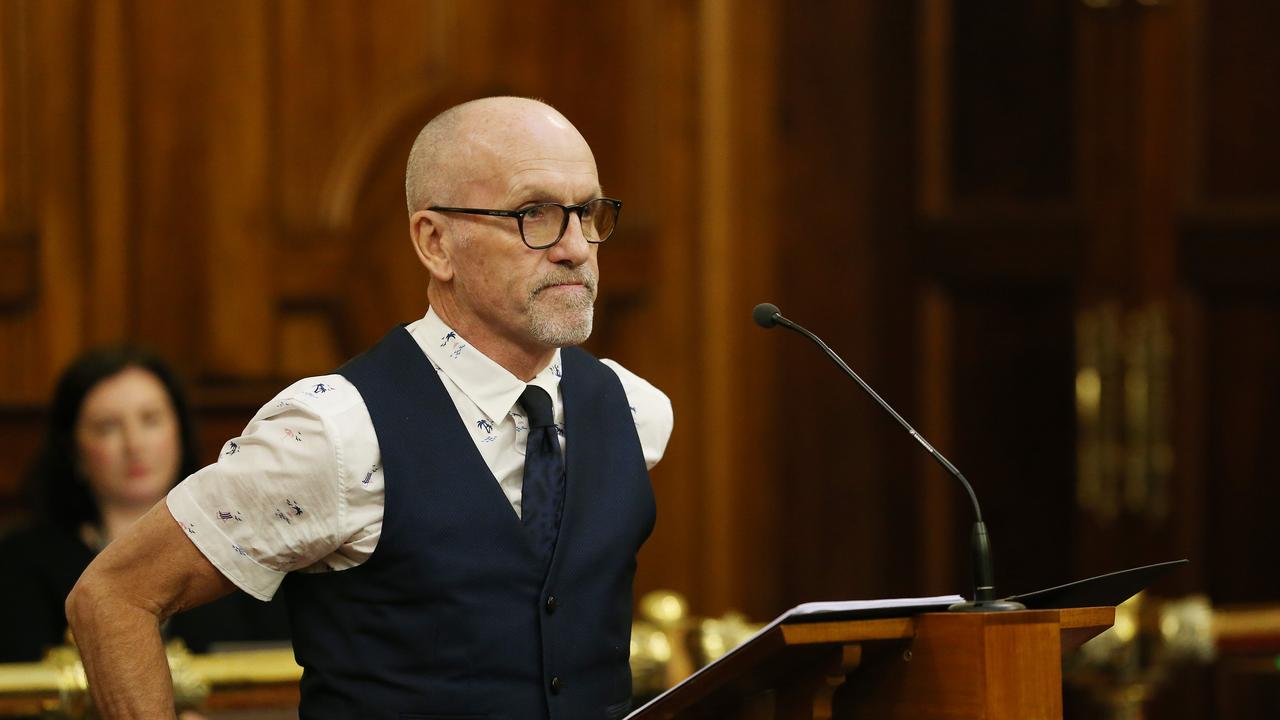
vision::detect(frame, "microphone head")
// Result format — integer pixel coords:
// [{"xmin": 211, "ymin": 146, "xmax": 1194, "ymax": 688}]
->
[{"xmin": 752, "ymin": 303, "xmax": 781, "ymax": 329}]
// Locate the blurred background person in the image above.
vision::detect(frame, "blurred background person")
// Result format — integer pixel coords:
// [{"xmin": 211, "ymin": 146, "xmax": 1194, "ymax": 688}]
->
[{"xmin": 0, "ymin": 347, "xmax": 290, "ymax": 663}]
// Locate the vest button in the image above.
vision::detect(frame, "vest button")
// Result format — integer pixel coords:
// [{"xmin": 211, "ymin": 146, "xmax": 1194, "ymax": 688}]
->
[
  {"xmin": 549, "ymin": 676, "xmax": 562, "ymax": 694},
  {"xmin": 545, "ymin": 595, "xmax": 558, "ymax": 614}
]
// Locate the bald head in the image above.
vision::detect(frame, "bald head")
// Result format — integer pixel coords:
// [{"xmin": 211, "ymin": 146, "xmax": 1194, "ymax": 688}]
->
[{"xmin": 404, "ymin": 97, "xmax": 594, "ymax": 215}]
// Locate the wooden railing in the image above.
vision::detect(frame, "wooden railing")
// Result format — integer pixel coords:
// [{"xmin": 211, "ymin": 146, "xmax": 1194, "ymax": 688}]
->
[{"xmin": 1, "ymin": 592, "xmax": 1274, "ymax": 719}]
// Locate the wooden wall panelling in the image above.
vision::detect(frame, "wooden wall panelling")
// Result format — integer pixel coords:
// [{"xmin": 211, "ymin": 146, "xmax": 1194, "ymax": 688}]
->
[
  {"xmin": 917, "ymin": 284, "xmax": 956, "ymax": 595},
  {"xmin": 0, "ymin": 1, "xmax": 38, "ymax": 318},
  {"xmin": 273, "ymin": 0, "xmax": 449, "ymax": 230},
  {"xmin": 864, "ymin": 0, "xmax": 930, "ymax": 602},
  {"xmin": 1092, "ymin": 0, "xmax": 1280, "ymax": 714},
  {"xmin": 948, "ymin": 283, "xmax": 1079, "ymax": 596},
  {"xmin": 21, "ymin": 0, "xmax": 87, "ymax": 403},
  {"xmin": 1, "ymin": 3, "xmax": 42, "ymax": 518},
  {"xmin": 695, "ymin": 0, "xmax": 782, "ymax": 619},
  {"xmin": 201, "ymin": 2, "xmax": 273, "ymax": 379},
  {"xmin": 1083, "ymin": 2, "xmax": 1192, "ymax": 608},
  {"xmin": 1067, "ymin": 0, "xmax": 1192, "ymax": 586},
  {"xmin": 271, "ymin": 83, "xmax": 485, "ymax": 372},
  {"xmin": 949, "ymin": 0, "xmax": 1075, "ymax": 207},
  {"xmin": 618, "ymin": 0, "xmax": 704, "ymax": 613},
  {"xmin": 774, "ymin": 0, "xmax": 920, "ymax": 609},
  {"xmin": 916, "ymin": 0, "xmax": 949, "ymax": 215},
  {"xmin": 0, "ymin": 225, "xmax": 35, "ymax": 312},
  {"xmin": 698, "ymin": 0, "xmax": 740, "ymax": 615},
  {"xmin": 0, "ymin": 409, "xmax": 40, "ymax": 527},
  {"xmin": 1181, "ymin": 0, "xmax": 1280, "ymax": 607},
  {"xmin": 1104, "ymin": 0, "xmax": 1196, "ymax": 592},
  {"xmin": 276, "ymin": 3, "xmax": 477, "ymax": 373},
  {"xmin": 1130, "ymin": 0, "xmax": 1183, "ymax": 301},
  {"xmin": 0, "ymin": 0, "xmax": 89, "ymax": 518},
  {"xmin": 775, "ymin": 0, "xmax": 880, "ymax": 609},
  {"xmin": 84, "ymin": 0, "xmax": 130, "ymax": 346},
  {"xmin": 1169, "ymin": 225, "xmax": 1280, "ymax": 718},
  {"xmin": 914, "ymin": 0, "xmax": 1088, "ymax": 600},
  {"xmin": 1198, "ymin": 0, "xmax": 1280, "ymax": 203},
  {"xmin": 914, "ymin": 0, "xmax": 955, "ymax": 597},
  {"xmin": 1178, "ymin": 0, "xmax": 1280, "ymax": 626},
  {"xmin": 1201, "ymin": 287, "xmax": 1280, "ymax": 602},
  {"xmin": 1074, "ymin": 0, "xmax": 1135, "ymax": 296},
  {"xmin": 127, "ymin": 1, "xmax": 219, "ymax": 375},
  {"xmin": 0, "ymin": 1, "xmax": 29, "ymax": 222}
]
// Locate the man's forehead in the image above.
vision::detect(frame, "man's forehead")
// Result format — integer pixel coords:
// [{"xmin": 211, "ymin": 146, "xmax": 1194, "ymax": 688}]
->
[
  {"xmin": 452, "ymin": 124, "xmax": 598, "ymax": 201},
  {"xmin": 502, "ymin": 159, "xmax": 602, "ymax": 201},
  {"xmin": 474, "ymin": 121, "xmax": 593, "ymax": 165}
]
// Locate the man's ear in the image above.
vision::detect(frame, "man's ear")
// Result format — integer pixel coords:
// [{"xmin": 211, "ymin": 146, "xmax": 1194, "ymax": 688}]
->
[{"xmin": 410, "ymin": 210, "xmax": 454, "ymax": 282}]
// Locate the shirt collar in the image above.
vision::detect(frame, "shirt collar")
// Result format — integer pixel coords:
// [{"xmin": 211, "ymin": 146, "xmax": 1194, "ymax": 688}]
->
[{"xmin": 409, "ymin": 308, "xmax": 563, "ymax": 423}]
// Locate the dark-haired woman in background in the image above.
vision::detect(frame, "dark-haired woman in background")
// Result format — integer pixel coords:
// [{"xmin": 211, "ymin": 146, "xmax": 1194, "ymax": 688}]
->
[{"xmin": 0, "ymin": 347, "xmax": 290, "ymax": 662}]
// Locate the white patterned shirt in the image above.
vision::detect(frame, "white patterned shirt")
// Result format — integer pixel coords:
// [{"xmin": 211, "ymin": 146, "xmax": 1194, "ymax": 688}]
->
[{"xmin": 166, "ymin": 308, "xmax": 673, "ymax": 601}]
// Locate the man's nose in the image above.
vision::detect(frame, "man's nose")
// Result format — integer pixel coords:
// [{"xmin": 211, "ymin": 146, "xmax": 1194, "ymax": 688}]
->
[{"xmin": 547, "ymin": 211, "xmax": 592, "ymax": 266}]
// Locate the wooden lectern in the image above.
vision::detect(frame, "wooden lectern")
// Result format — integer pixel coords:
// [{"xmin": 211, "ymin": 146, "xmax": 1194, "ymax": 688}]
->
[{"xmin": 629, "ymin": 606, "xmax": 1114, "ymax": 720}]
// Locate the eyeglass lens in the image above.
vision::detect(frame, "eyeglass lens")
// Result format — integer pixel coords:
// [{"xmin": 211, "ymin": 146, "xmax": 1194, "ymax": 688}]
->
[{"xmin": 523, "ymin": 199, "xmax": 618, "ymax": 248}]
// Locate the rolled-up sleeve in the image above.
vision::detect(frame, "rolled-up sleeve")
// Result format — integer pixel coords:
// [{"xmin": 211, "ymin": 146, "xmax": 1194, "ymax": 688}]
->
[{"xmin": 167, "ymin": 377, "xmax": 359, "ymax": 600}]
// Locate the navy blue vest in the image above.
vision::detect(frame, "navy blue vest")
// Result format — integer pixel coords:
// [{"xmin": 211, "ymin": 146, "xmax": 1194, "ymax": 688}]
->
[{"xmin": 282, "ymin": 328, "xmax": 655, "ymax": 720}]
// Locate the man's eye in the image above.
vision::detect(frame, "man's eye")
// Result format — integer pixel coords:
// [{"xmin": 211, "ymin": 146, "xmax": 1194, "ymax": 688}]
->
[{"xmin": 523, "ymin": 205, "xmax": 552, "ymax": 222}]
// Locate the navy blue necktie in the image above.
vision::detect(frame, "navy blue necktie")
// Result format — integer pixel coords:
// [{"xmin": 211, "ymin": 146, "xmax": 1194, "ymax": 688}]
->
[{"xmin": 519, "ymin": 385, "xmax": 565, "ymax": 571}]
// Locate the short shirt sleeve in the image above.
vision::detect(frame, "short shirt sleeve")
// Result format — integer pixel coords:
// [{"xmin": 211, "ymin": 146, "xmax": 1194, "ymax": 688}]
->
[
  {"xmin": 166, "ymin": 375, "xmax": 372, "ymax": 600},
  {"xmin": 599, "ymin": 359, "xmax": 674, "ymax": 470}
]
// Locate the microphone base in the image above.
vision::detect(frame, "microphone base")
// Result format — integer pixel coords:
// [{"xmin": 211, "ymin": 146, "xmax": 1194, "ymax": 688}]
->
[{"xmin": 947, "ymin": 599, "xmax": 1027, "ymax": 613}]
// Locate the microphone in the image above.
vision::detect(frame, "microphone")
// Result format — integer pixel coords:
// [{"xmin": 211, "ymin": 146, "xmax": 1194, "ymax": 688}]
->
[{"xmin": 752, "ymin": 302, "xmax": 1023, "ymax": 612}]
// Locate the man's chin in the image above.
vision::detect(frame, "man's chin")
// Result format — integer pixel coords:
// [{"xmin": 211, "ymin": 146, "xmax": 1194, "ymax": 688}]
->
[{"xmin": 529, "ymin": 308, "xmax": 594, "ymax": 348}]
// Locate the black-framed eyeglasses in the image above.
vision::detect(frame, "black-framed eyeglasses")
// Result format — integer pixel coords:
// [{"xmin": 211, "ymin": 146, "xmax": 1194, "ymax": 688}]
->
[{"xmin": 428, "ymin": 197, "xmax": 623, "ymax": 250}]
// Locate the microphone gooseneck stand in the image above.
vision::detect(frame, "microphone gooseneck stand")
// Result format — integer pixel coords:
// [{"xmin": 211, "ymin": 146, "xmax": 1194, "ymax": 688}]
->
[{"xmin": 752, "ymin": 302, "xmax": 1024, "ymax": 612}]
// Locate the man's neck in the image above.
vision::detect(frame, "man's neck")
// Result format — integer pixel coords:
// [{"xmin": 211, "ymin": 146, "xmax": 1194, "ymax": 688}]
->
[{"xmin": 428, "ymin": 301, "xmax": 554, "ymax": 382}]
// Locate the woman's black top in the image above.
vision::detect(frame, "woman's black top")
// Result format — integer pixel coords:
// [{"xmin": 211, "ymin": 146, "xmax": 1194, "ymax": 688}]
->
[{"xmin": 0, "ymin": 523, "xmax": 291, "ymax": 663}]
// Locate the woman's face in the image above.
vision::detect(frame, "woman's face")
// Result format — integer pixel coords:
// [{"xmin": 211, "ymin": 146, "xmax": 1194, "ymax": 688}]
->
[{"xmin": 74, "ymin": 366, "xmax": 183, "ymax": 510}]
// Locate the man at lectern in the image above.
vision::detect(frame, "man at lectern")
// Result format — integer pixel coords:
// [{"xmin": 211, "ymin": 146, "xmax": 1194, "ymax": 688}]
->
[{"xmin": 66, "ymin": 97, "xmax": 674, "ymax": 720}]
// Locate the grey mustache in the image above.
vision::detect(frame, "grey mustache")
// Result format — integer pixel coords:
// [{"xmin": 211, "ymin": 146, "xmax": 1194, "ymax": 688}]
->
[{"xmin": 534, "ymin": 270, "xmax": 597, "ymax": 293}]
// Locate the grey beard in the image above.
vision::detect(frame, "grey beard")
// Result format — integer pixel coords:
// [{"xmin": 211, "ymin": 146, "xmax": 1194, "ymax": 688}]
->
[
  {"xmin": 528, "ymin": 294, "xmax": 594, "ymax": 347},
  {"xmin": 526, "ymin": 268, "xmax": 597, "ymax": 347}
]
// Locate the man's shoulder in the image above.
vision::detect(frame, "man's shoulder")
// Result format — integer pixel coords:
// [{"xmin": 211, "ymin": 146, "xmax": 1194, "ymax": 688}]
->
[
  {"xmin": 589, "ymin": 357, "xmax": 674, "ymax": 466},
  {"xmin": 561, "ymin": 347, "xmax": 649, "ymax": 381},
  {"xmin": 595, "ymin": 357, "xmax": 660, "ymax": 392},
  {"xmin": 253, "ymin": 374, "xmax": 369, "ymax": 423},
  {"xmin": 592, "ymin": 357, "xmax": 671, "ymax": 412}
]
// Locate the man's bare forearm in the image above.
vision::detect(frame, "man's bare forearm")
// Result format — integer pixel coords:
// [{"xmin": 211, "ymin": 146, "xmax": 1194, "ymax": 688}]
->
[
  {"xmin": 63, "ymin": 501, "xmax": 238, "ymax": 719},
  {"xmin": 67, "ymin": 575, "xmax": 177, "ymax": 719}
]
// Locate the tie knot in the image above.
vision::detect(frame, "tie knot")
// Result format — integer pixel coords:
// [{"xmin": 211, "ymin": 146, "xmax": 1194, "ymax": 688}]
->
[{"xmin": 519, "ymin": 385, "xmax": 555, "ymax": 428}]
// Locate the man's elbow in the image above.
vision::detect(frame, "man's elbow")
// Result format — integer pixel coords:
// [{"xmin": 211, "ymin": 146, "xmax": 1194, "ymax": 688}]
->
[
  {"xmin": 65, "ymin": 562, "xmax": 130, "ymax": 638},
  {"xmin": 65, "ymin": 567, "xmax": 103, "ymax": 634}
]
